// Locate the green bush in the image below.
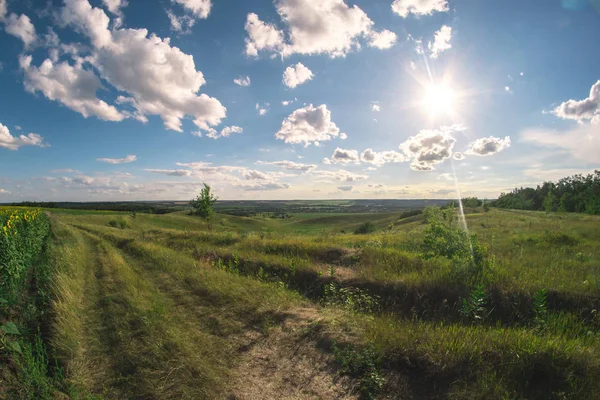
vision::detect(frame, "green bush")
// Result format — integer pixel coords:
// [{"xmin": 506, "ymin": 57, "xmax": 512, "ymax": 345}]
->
[{"xmin": 354, "ymin": 221, "xmax": 376, "ymax": 234}]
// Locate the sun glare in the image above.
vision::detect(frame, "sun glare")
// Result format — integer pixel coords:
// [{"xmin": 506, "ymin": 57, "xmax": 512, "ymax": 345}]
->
[{"xmin": 423, "ymin": 83, "xmax": 456, "ymax": 115}]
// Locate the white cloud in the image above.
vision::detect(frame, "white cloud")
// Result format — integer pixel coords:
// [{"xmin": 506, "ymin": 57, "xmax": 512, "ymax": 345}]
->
[
  {"xmin": 244, "ymin": 12, "xmax": 285, "ymax": 57},
  {"xmin": 399, "ymin": 125, "xmax": 463, "ymax": 171},
  {"xmin": 97, "ymin": 154, "xmax": 137, "ymax": 164},
  {"xmin": 172, "ymin": 0, "xmax": 211, "ymax": 18},
  {"xmin": 245, "ymin": 0, "xmax": 394, "ymax": 58},
  {"xmin": 428, "ymin": 25, "xmax": 452, "ymax": 58},
  {"xmin": 102, "ymin": 0, "xmax": 128, "ymax": 15},
  {"xmin": 0, "ymin": 122, "xmax": 46, "ymax": 151},
  {"xmin": 466, "ymin": 136, "xmax": 511, "ymax": 156},
  {"xmin": 521, "ymin": 124, "xmax": 600, "ymax": 163},
  {"xmin": 281, "ymin": 98, "xmax": 297, "ymax": 106},
  {"xmin": 326, "ymin": 147, "xmax": 360, "ymax": 164},
  {"xmin": 175, "ymin": 162, "xmax": 289, "ymax": 189},
  {"xmin": 4, "ymin": 13, "xmax": 36, "ymax": 48},
  {"xmin": 241, "ymin": 182, "xmax": 290, "ymax": 191},
  {"xmin": 257, "ymin": 160, "xmax": 316, "ymax": 172},
  {"xmin": 368, "ymin": 29, "xmax": 397, "ymax": 49},
  {"xmin": 453, "ymin": 152, "xmax": 465, "ymax": 160},
  {"xmin": 0, "ymin": 0, "xmax": 6, "ymax": 20},
  {"xmin": 256, "ymin": 102, "xmax": 269, "ymax": 116},
  {"xmin": 283, "ymin": 62, "xmax": 313, "ymax": 88},
  {"xmin": 167, "ymin": 10, "xmax": 195, "ymax": 33},
  {"xmin": 50, "ymin": 169, "xmax": 81, "ymax": 174},
  {"xmin": 57, "ymin": 0, "xmax": 226, "ymax": 132},
  {"xmin": 145, "ymin": 169, "xmax": 192, "ymax": 176},
  {"xmin": 360, "ymin": 148, "xmax": 406, "ymax": 165},
  {"xmin": 523, "ymin": 167, "xmax": 599, "ymax": 182},
  {"xmin": 19, "ymin": 55, "xmax": 125, "ymax": 122},
  {"xmin": 337, "ymin": 185, "xmax": 353, "ymax": 191},
  {"xmin": 392, "ymin": 0, "xmax": 449, "ymax": 18},
  {"xmin": 372, "ymin": 104, "xmax": 380, "ymax": 112},
  {"xmin": 0, "ymin": 189, "xmax": 10, "ymax": 194},
  {"xmin": 311, "ymin": 169, "xmax": 368, "ymax": 182},
  {"xmin": 552, "ymin": 80, "xmax": 600, "ymax": 124},
  {"xmin": 206, "ymin": 125, "xmax": 243, "ymax": 139},
  {"xmin": 275, "ymin": 104, "xmax": 344, "ymax": 146},
  {"xmin": 234, "ymin": 76, "xmax": 251, "ymax": 87},
  {"xmin": 242, "ymin": 170, "xmax": 270, "ymax": 180}
]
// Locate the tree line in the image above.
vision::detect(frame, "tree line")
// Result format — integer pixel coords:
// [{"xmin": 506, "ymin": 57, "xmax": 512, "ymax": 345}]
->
[{"xmin": 492, "ymin": 170, "xmax": 600, "ymax": 214}]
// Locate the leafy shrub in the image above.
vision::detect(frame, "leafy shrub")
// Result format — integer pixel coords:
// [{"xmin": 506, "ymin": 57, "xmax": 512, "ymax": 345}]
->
[
  {"xmin": 422, "ymin": 206, "xmax": 490, "ymax": 283},
  {"xmin": 322, "ymin": 282, "xmax": 379, "ymax": 314},
  {"xmin": 332, "ymin": 344, "xmax": 384, "ymax": 399},
  {"xmin": 354, "ymin": 221, "xmax": 376, "ymax": 234},
  {"xmin": 460, "ymin": 285, "xmax": 489, "ymax": 323}
]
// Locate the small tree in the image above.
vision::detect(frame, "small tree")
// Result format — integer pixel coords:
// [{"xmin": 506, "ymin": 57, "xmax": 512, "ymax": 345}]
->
[{"xmin": 190, "ymin": 183, "xmax": 218, "ymax": 230}]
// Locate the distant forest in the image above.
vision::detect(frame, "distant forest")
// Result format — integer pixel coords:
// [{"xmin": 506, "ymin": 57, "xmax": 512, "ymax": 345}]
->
[{"xmin": 493, "ymin": 170, "xmax": 600, "ymax": 214}]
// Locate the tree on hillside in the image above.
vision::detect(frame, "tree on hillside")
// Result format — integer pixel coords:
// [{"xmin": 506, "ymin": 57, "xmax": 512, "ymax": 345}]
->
[{"xmin": 190, "ymin": 183, "xmax": 218, "ymax": 230}]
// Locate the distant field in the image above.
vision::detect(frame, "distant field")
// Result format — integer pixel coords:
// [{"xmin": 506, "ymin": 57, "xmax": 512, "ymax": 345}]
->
[{"xmin": 2, "ymin": 206, "xmax": 599, "ymax": 399}]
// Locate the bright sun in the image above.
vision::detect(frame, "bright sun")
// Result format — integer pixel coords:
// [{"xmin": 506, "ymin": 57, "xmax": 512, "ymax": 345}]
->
[{"xmin": 423, "ymin": 83, "xmax": 456, "ymax": 115}]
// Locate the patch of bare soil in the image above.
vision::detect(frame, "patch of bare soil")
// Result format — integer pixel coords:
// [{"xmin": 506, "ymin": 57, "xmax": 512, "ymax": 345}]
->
[{"xmin": 228, "ymin": 307, "xmax": 359, "ymax": 400}]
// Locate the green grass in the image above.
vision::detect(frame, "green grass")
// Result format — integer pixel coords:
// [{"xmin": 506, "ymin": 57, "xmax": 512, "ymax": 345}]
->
[{"xmin": 3, "ymin": 206, "xmax": 599, "ymax": 399}]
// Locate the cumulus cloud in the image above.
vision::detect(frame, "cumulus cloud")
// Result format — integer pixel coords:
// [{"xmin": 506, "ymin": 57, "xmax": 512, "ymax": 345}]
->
[
  {"xmin": 245, "ymin": 0, "xmax": 396, "ymax": 58},
  {"xmin": 360, "ymin": 148, "xmax": 406, "ymax": 166},
  {"xmin": 244, "ymin": 12, "xmax": 285, "ymax": 56},
  {"xmin": 206, "ymin": 125, "xmax": 243, "ymax": 139},
  {"xmin": 0, "ymin": 0, "xmax": 6, "ymax": 20},
  {"xmin": 275, "ymin": 104, "xmax": 344, "ymax": 146},
  {"xmin": 428, "ymin": 25, "xmax": 452, "ymax": 58},
  {"xmin": 145, "ymin": 169, "xmax": 192, "ymax": 176},
  {"xmin": 324, "ymin": 147, "xmax": 360, "ymax": 164},
  {"xmin": 337, "ymin": 185, "xmax": 353, "ymax": 191},
  {"xmin": 371, "ymin": 103, "xmax": 380, "ymax": 112},
  {"xmin": 4, "ymin": 13, "xmax": 36, "ymax": 47},
  {"xmin": 453, "ymin": 152, "xmax": 465, "ymax": 160},
  {"xmin": 172, "ymin": 0, "xmax": 211, "ymax": 18},
  {"xmin": 392, "ymin": 0, "xmax": 449, "ymax": 17},
  {"xmin": 283, "ymin": 62, "xmax": 313, "ymax": 88},
  {"xmin": 102, "ymin": 0, "xmax": 128, "ymax": 15},
  {"xmin": 257, "ymin": 160, "xmax": 316, "ymax": 172},
  {"xmin": 43, "ymin": 0, "xmax": 227, "ymax": 132},
  {"xmin": 97, "ymin": 154, "xmax": 137, "ymax": 164},
  {"xmin": 552, "ymin": 80, "xmax": 600, "ymax": 124},
  {"xmin": 0, "ymin": 122, "xmax": 47, "ymax": 151},
  {"xmin": 466, "ymin": 136, "xmax": 511, "ymax": 156},
  {"xmin": 234, "ymin": 76, "xmax": 251, "ymax": 87},
  {"xmin": 399, "ymin": 125, "xmax": 463, "ymax": 171},
  {"xmin": 19, "ymin": 55, "xmax": 125, "ymax": 122},
  {"xmin": 368, "ymin": 29, "xmax": 397, "ymax": 49}
]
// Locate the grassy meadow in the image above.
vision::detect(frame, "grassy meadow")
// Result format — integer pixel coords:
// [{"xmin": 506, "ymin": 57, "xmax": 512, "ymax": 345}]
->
[{"xmin": 1, "ymin": 205, "xmax": 600, "ymax": 399}]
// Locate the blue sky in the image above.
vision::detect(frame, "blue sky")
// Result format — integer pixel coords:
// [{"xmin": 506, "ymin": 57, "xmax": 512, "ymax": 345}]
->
[{"xmin": 0, "ymin": 0, "xmax": 599, "ymax": 201}]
